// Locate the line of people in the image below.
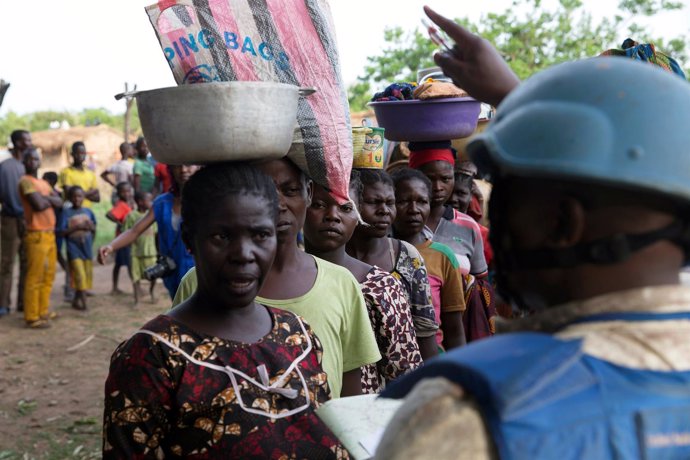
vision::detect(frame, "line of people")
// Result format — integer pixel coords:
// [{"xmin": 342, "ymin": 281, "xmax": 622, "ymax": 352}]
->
[{"xmin": 101, "ymin": 147, "xmax": 498, "ymax": 455}]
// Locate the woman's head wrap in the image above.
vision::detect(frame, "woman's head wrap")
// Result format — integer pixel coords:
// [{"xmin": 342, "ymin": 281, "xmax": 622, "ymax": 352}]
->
[
  {"xmin": 408, "ymin": 140, "xmax": 456, "ymax": 169},
  {"xmin": 600, "ymin": 38, "xmax": 686, "ymax": 79}
]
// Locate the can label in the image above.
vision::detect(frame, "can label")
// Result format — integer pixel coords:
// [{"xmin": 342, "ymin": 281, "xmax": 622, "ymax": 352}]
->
[{"xmin": 354, "ymin": 127, "xmax": 385, "ymax": 168}]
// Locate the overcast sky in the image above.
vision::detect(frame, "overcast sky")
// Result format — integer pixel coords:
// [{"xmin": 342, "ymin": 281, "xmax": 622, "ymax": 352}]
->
[{"xmin": 1, "ymin": 0, "xmax": 688, "ymax": 115}]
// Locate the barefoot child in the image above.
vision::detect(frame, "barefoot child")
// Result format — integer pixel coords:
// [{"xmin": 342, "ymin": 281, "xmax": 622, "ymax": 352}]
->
[
  {"xmin": 122, "ymin": 191, "xmax": 157, "ymax": 306},
  {"xmin": 103, "ymin": 162, "xmax": 348, "ymax": 458},
  {"xmin": 105, "ymin": 182, "xmax": 133, "ymax": 295},
  {"xmin": 59, "ymin": 186, "xmax": 96, "ymax": 310}
]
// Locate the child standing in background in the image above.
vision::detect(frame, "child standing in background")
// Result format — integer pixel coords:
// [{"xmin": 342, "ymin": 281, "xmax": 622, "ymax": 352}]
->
[
  {"xmin": 123, "ymin": 191, "xmax": 157, "ymax": 306},
  {"xmin": 106, "ymin": 182, "xmax": 134, "ymax": 295},
  {"xmin": 59, "ymin": 186, "xmax": 96, "ymax": 311},
  {"xmin": 132, "ymin": 137, "xmax": 155, "ymax": 194}
]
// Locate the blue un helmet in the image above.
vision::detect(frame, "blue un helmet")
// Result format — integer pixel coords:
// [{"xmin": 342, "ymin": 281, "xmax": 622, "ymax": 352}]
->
[
  {"xmin": 467, "ymin": 57, "xmax": 690, "ymax": 276},
  {"xmin": 467, "ymin": 57, "xmax": 690, "ymax": 201}
]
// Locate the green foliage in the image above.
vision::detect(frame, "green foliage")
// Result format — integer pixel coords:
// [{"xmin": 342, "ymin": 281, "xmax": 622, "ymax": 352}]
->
[
  {"xmin": 0, "ymin": 105, "xmax": 142, "ymax": 146},
  {"xmin": 348, "ymin": 0, "xmax": 689, "ymax": 111},
  {"xmin": 16, "ymin": 399, "xmax": 37, "ymax": 416},
  {"xmin": 348, "ymin": 28, "xmax": 435, "ymax": 110}
]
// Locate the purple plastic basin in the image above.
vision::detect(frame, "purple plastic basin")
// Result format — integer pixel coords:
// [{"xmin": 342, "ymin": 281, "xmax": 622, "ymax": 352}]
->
[{"xmin": 368, "ymin": 97, "xmax": 481, "ymax": 142}]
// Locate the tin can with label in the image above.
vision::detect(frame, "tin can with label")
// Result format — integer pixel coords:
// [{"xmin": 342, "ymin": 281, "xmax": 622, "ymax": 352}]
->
[
  {"xmin": 354, "ymin": 127, "xmax": 385, "ymax": 169},
  {"xmin": 352, "ymin": 127, "xmax": 372, "ymax": 158}
]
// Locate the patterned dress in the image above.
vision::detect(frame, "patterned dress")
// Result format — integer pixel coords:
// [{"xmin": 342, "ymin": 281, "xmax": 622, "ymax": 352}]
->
[
  {"xmin": 360, "ymin": 266, "xmax": 423, "ymax": 393},
  {"xmin": 390, "ymin": 240, "xmax": 439, "ymax": 338},
  {"xmin": 447, "ymin": 208, "xmax": 497, "ymax": 342},
  {"xmin": 103, "ymin": 309, "xmax": 349, "ymax": 459}
]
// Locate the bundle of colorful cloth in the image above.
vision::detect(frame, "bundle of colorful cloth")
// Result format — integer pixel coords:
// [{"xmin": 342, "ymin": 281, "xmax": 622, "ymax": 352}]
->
[
  {"xmin": 372, "ymin": 82, "xmax": 417, "ymax": 101},
  {"xmin": 600, "ymin": 38, "xmax": 686, "ymax": 79}
]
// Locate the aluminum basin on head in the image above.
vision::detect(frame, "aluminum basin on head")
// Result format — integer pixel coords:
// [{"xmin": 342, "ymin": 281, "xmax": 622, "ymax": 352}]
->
[{"xmin": 134, "ymin": 81, "xmax": 303, "ymax": 164}]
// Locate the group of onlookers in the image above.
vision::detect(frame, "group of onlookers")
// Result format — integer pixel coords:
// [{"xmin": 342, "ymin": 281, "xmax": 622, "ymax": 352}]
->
[{"xmin": 0, "ymin": 132, "xmax": 170, "ymax": 327}]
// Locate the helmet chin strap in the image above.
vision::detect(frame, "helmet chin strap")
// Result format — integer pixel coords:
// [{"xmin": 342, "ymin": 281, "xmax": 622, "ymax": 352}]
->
[
  {"xmin": 488, "ymin": 181, "xmax": 690, "ymax": 312},
  {"xmin": 491, "ymin": 220, "xmax": 690, "ymax": 313},
  {"xmin": 500, "ymin": 220, "xmax": 690, "ymax": 271}
]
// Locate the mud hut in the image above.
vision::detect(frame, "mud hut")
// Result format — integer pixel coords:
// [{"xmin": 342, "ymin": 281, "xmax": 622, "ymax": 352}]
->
[
  {"xmin": 30, "ymin": 125, "xmax": 128, "ymax": 197},
  {"xmin": 32, "ymin": 125, "xmax": 126, "ymax": 172}
]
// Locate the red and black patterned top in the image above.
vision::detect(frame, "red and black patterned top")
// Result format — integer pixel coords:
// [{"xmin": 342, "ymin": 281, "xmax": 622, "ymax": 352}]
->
[
  {"xmin": 360, "ymin": 266, "xmax": 423, "ymax": 393},
  {"xmin": 103, "ymin": 308, "xmax": 349, "ymax": 459}
]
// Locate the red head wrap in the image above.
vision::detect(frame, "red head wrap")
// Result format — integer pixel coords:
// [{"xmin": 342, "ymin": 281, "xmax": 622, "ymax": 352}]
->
[{"xmin": 408, "ymin": 148, "xmax": 455, "ymax": 169}]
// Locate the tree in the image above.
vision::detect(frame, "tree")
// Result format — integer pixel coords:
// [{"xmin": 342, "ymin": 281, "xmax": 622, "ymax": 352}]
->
[
  {"xmin": 348, "ymin": 0, "xmax": 689, "ymax": 111},
  {"xmin": 0, "ymin": 108, "xmax": 142, "ymax": 146}
]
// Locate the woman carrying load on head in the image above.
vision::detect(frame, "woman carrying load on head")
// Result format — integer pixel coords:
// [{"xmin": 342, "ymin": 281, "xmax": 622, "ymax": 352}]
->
[
  {"xmin": 303, "ymin": 170, "xmax": 423, "ymax": 393},
  {"xmin": 103, "ymin": 162, "xmax": 348, "ymax": 459}
]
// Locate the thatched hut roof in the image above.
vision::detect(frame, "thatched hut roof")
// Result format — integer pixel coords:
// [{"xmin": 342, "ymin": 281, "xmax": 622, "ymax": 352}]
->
[{"xmin": 32, "ymin": 125, "xmax": 126, "ymax": 173}]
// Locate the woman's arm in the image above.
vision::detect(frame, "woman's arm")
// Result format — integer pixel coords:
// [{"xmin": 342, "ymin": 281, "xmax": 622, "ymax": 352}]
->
[
  {"xmin": 341, "ymin": 368, "xmax": 363, "ymax": 397},
  {"xmin": 367, "ymin": 279, "xmax": 423, "ymax": 382},
  {"xmin": 424, "ymin": 6, "xmax": 520, "ymax": 107},
  {"xmin": 98, "ymin": 208, "xmax": 155, "ymax": 264},
  {"xmin": 440, "ymin": 255, "xmax": 468, "ymax": 351},
  {"xmin": 441, "ymin": 311, "xmax": 467, "ymax": 350},
  {"xmin": 418, "ymin": 336, "xmax": 439, "ymax": 360}
]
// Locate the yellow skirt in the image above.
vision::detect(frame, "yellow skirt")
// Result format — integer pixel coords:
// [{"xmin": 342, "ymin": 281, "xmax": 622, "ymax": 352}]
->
[{"xmin": 70, "ymin": 259, "xmax": 93, "ymax": 291}]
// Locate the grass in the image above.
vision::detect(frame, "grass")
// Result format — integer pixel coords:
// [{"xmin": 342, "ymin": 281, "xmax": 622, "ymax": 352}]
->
[
  {"xmin": 16, "ymin": 399, "xmax": 37, "ymax": 417},
  {"xmin": 0, "ymin": 429, "xmax": 101, "ymax": 460}
]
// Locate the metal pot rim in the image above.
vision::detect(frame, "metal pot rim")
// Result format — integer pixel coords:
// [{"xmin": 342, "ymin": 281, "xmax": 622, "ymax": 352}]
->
[{"xmin": 115, "ymin": 82, "xmax": 315, "ymax": 101}]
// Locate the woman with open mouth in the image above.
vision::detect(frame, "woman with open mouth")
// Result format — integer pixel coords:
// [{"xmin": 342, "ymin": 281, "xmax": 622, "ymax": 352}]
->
[
  {"xmin": 103, "ymin": 162, "xmax": 348, "ymax": 459},
  {"xmin": 303, "ymin": 172, "xmax": 422, "ymax": 393}
]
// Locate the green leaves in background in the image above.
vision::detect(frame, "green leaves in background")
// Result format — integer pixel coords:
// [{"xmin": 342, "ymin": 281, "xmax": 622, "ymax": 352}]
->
[
  {"xmin": 348, "ymin": 0, "xmax": 689, "ymax": 111},
  {"xmin": 0, "ymin": 106, "xmax": 141, "ymax": 146}
]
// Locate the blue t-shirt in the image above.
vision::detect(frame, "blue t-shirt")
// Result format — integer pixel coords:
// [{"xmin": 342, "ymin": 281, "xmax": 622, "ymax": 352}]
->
[
  {"xmin": 59, "ymin": 207, "xmax": 96, "ymax": 260},
  {"xmin": 152, "ymin": 192, "xmax": 194, "ymax": 297}
]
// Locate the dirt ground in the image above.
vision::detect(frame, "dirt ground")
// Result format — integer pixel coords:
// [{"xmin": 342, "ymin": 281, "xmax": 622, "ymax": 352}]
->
[{"xmin": 0, "ymin": 262, "xmax": 170, "ymax": 459}]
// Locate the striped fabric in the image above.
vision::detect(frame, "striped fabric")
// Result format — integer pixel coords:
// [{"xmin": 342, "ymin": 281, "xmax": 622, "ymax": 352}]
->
[{"xmin": 147, "ymin": 0, "xmax": 353, "ymax": 203}]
